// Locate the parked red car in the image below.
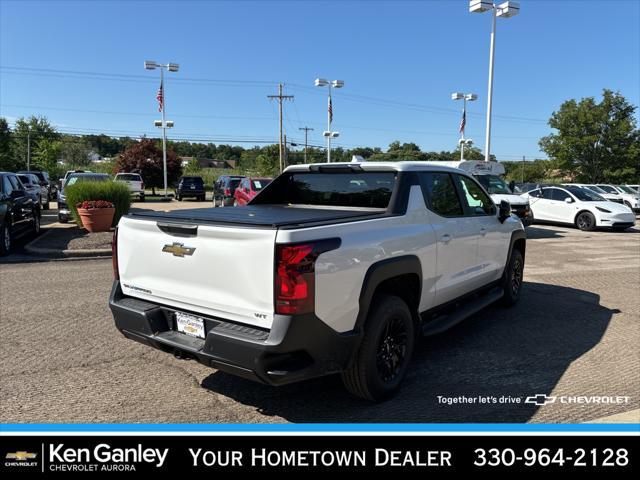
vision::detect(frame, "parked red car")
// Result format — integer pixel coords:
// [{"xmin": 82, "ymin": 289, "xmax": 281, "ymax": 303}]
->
[{"xmin": 233, "ymin": 177, "xmax": 272, "ymax": 206}]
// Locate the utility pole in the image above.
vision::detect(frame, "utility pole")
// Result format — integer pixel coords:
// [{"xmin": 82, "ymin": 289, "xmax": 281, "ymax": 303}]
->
[
  {"xmin": 283, "ymin": 134, "xmax": 287, "ymax": 169},
  {"xmin": 267, "ymin": 83, "xmax": 294, "ymax": 173},
  {"xmin": 26, "ymin": 129, "xmax": 31, "ymax": 171},
  {"xmin": 521, "ymin": 155, "xmax": 525, "ymax": 183},
  {"xmin": 299, "ymin": 127, "xmax": 314, "ymax": 163}
]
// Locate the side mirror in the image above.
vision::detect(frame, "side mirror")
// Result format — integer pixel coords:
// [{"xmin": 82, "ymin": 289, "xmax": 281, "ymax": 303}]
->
[
  {"xmin": 498, "ymin": 200, "xmax": 511, "ymax": 223},
  {"xmin": 564, "ymin": 197, "xmax": 573, "ymax": 204}
]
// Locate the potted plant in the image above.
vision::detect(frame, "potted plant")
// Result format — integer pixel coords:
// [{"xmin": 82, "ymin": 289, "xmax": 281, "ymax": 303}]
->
[{"xmin": 76, "ymin": 200, "xmax": 115, "ymax": 232}]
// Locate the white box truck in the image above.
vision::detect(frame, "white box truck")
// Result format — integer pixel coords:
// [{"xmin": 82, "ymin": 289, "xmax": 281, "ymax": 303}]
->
[{"xmin": 435, "ymin": 160, "xmax": 532, "ymax": 226}]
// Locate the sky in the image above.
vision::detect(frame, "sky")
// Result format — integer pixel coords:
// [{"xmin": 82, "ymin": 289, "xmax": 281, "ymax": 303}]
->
[{"xmin": 0, "ymin": 0, "xmax": 639, "ymax": 161}]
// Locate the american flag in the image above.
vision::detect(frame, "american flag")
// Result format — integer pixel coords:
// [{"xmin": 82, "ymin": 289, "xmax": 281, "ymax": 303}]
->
[
  {"xmin": 156, "ymin": 81, "xmax": 164, "ymax": 112},
  {"xmin": 459, "ymin": 107, "xmax": 466, "ymax": 134},
  {"xmin": 328, "ymin": 96, "xmax": 333, "ymax": 123}
]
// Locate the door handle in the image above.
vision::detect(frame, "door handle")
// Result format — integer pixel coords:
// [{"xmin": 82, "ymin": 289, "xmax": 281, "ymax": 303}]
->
[{"xmin": 441, "ymin": 233, "xmax": 452, "ymax": 243}]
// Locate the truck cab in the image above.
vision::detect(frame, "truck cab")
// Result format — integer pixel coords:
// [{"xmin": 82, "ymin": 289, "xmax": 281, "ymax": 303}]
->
[{"xmin": 435, "ymin": 160, "xmax": 532, "ymax": 225}]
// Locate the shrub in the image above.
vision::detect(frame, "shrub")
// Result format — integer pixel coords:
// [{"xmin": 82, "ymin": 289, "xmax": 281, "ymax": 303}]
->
[{"xmin": 65, "ymin": 181, "xmax": 131, "ymax": 227}]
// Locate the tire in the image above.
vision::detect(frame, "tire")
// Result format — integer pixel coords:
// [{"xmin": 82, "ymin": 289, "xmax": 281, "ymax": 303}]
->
[
  {"xmin": 42, "ymin": 199, "xmax": 50, "ymax": 210},
  {"xmin": 576, "ymin": 211, "xmax": 596, "ymax": 231},
  {"xmin": 233, "ymin": 199, "xmax": 238, "ymax": 207},
  {"xmin": 32, "ymin": 214, "xmax": 41, "ymax": 236},
  {"xmin": 177, "ymin": 195, "xmax": 182, "ymax": 201},
  {"xmin": 500, "ymin": 248, "xmax": 524, "ymax": 306},
  {"xmin": 58, "ymin": 214, "xmax": 68, "ymax": 224},
  {"xmin": 341, "ymin": 294, "xmax": 415, "ymax": 401},
  {"xmin": 200, "ymin": 195, "xmax": 206, "ymax": 202},
  {"xmin": 139, "ymin": 194, "xmax": 145, "ymax": 202},
  {"xmin": 0, "ymin": 223, "xmax": 11, "ymax": 256}
]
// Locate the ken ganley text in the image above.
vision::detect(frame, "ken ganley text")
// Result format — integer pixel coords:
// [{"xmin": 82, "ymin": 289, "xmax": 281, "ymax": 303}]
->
[{"xmin": 190, "ymin": 448, "xmax": 452, "ymax": 468}]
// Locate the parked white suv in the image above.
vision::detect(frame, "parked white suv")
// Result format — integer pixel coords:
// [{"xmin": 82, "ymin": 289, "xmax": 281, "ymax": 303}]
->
[
  {"xmin": 109, "ymin": 162, "xmax": 526, "ymax": 400},
  {"xmin": 114, "ymin": 173, "xmax": 145, "ymax": 202},
  {"xmin": 523, "ymin": 185, "xmax": 635, "ymax": 231}
]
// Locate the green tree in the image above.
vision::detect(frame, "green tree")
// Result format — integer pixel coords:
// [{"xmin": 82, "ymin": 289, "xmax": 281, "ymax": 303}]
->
[
  {"xmin": 255, "ymin": 144, "xmax": 280, "ymax": 176},
  {"xmin": 60, "ymin": 135, "xmax": 93, "ymax": 166},
  {"xmin": 539, "ymin": 89, "xmax": 639, "ymax": 183},
  {"xmin": 0, "ymin": 117, "xmax": 17, "ymax": 172},
  {"xmin": 32, "ymin": 139, "xmax": 62, "ymax": 173},
  {"xmin": 12, "ymin": 116, "xmax": 60, "ymax": 170},
  {"xmin": 116, "ymin": 139, "xmax": 182, "ymax": 195}
]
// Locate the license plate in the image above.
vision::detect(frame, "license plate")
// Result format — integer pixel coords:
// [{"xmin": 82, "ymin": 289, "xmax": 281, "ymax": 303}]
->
[
  {"xmin": 175, "ymin": 312, "xmax": 205, "ymax": 339},
  {"xmin": 190, "ymin": 185, "xmax": 195, "ymax": 189}
]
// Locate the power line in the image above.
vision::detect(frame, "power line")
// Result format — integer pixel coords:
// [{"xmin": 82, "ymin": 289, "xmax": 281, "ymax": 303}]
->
[
  {"xmin": 0, "ymin": 103, "xmax": 541, "ymax": 140},
  {"xmin": 1, "ymin": 65, "xmax": 548, "ymax": 124}
]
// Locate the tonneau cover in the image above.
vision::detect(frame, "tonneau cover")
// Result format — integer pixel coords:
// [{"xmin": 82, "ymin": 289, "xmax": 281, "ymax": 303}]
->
[{"xmin": 129, "ymin": 204, "xmax": 386, "ymax": 228}]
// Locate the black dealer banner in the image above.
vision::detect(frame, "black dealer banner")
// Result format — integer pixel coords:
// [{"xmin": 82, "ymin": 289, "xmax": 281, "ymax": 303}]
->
[{"xmin": 0, "ymin": 435, "xmax": 635, "ymax": 476}]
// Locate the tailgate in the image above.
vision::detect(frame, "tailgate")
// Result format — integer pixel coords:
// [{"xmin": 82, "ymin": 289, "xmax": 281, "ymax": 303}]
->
[{"xmin": 117, "ymin": 216, "xmax": 276, "ymax": 329}]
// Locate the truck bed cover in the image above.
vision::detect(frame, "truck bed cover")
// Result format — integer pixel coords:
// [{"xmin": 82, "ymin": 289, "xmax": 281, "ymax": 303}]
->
[{"xmin": 128, "ymin": 204, "xmax": 387, "ymax": 229}]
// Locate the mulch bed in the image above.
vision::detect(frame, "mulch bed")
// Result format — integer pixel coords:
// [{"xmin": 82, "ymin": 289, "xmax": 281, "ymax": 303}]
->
[{"xmin": 34, "ymin": 226, "xmax": 113, "ymax": 251}]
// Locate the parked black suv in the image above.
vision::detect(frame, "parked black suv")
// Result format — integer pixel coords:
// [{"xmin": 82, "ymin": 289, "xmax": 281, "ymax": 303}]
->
[
  {"xmin": 175, "ymin": 176, "xmax": 206, "ymax": 201},
  {"xmin": 1, "ymin": 172, "xmax": 41, "ymax": 255},
  {"xmin": 213, "ymin": 175, "xmax": 245, "ymax": 207}
]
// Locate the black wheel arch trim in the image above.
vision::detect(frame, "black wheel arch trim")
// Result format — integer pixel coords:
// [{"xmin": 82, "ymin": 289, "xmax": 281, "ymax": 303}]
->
[
  {"xmin": 354, "ymin": 255, "xmax": 423, "ymax": 333},
  {"xmin": 504, "ymin": 229, "xmax": 527, "ymax": 277}
]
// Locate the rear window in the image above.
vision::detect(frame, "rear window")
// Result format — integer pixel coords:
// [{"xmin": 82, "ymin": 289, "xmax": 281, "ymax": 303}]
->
[
  {"xmin": 66, "ymin": 175, "xmax": 109, "ymax": 187},
  {"xmin": 116, "ymin": 174, "xmax": 141, "ymax": 181},
  {"xmin": 252, "ymin": 179, "xmax": 271, "ymax": 191},
  {"xmin": 17, "ymin": 175, "xmax": 31, "ymax": 184},
  {"xmin": 181, "ymin": 177, "xmax": 203, "ymax": 185},
  {"xmin": 256, "ymin": 172, "xmax": 396, "ymax": 208}
]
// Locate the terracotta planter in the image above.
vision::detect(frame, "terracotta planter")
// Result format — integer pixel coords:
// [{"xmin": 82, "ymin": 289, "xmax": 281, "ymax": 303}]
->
[{"xmin": 77, "ymin": 207, "xmax": 115, "ymax": 232}]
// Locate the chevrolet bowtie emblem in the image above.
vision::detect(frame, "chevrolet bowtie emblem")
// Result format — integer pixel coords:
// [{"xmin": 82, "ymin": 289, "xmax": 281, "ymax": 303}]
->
[
  {"xmin": 162, "ymin": 242, "xmax": 196, "ymax": 257},
  {"xmin": 6, "ymin": 451, "xmax": 37, "ymax": 460}
]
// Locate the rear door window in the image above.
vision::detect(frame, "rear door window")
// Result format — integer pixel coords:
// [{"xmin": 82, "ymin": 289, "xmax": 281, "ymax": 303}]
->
[
  {"xmin": 541, "ymin": 188, "xmax": 555, "ymax": 200},
  {"xmin": 420, "ymin": 172, "xmax": 464, "ymax": 217}
]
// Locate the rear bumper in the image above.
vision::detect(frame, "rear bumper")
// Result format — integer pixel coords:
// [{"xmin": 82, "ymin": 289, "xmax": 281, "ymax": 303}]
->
[
  {"xmin": 177, "ymin": 189, "xmax": 205, "ymax": 197},
  {"xmin": 109, "ymin": 281, "xmax": 358, "ymax": 386}
]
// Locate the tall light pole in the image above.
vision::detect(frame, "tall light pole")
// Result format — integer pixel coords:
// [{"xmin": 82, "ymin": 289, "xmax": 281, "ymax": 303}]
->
[
  {"xmin": 469, "ymin": 0, "xmax": 520, "ymax": 161},
  {"xmin": 145, "ymin": 60, "xmax": 179, "ymax": 199},
  {"xmin": 451, "ymin": 92, "xmax": 477, "ymax": 161},
  {"xmin": 315, "ymin": 78, "xmax": 343, "ymax": 162},
  {"xmin": 299, "ymin": 126, "xmax": 314, "ymax": 163}
]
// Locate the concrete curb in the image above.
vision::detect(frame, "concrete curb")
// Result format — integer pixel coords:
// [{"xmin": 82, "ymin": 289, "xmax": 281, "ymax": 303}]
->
[{"xmin": 24, "ymin": 228, "xmax": 112, "ymax": 258}]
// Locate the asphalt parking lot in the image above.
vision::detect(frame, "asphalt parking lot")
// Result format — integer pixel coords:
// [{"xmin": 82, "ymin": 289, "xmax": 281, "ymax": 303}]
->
[{"xmin": 0, "ymin": 214, "xmax": 638, "ymax": 424}]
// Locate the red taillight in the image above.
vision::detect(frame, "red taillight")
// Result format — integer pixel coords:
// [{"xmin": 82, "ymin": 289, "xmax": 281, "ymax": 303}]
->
[
  {"xmin": 224, "ymin": 188, "xmax": 231, "ymax": 195},
  {"xmin": 274, "ymin": 239, "xmax": 340, "ymax": 315},
  {"xmin": 140, "ymin": 181, "xmax": 144, "ymax": 190},
  {"xmin": 112, "ymin": 227, "xmax": 119, "ymax": 280},
  {"xmin": 275, "ymin": 243, "xmax": 316, "ymax": 315}
]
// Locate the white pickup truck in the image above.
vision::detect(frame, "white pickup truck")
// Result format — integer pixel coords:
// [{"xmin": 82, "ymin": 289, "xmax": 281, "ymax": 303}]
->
[
  {"xmin": 109, "ymin": 162, "xmax": 526, "ymax": 400},
  {"xmin": 114, "ymin": 173, "xmax": 145, "ymax": 202}
]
